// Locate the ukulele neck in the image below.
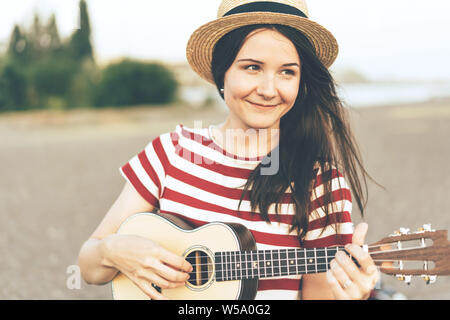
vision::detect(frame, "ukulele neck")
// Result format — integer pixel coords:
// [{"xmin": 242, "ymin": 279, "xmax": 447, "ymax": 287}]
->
[{"xmin": 214, "ymin": 246, "xmax": 347, "ymax": 281}]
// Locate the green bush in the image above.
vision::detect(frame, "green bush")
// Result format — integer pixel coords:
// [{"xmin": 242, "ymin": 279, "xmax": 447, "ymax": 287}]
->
[
  {"xmin": 67, "ymin": 58, "xmax": 99, "ymax": 108},
  {"xmin": 0, "ymin": 61, "xmax": 27, "ymax": 111},
  {"xmin": 29, "ymin": 56, "xmax": 78, "ymax": 105},
  {"xmin": 94, "ymin": 59, "xmax": 178, "ymax": 107}
]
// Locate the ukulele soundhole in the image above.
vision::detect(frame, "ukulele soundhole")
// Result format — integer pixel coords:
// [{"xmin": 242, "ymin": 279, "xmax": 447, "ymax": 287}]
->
[{"xmin": 184, "ymin": 246, "xmax": 215, "ymax": 291}]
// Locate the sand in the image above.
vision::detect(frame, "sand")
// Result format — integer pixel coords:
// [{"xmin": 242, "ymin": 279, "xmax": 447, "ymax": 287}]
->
[{"xmin": 1, "ymin": 100, "xmax": 449, "ymax": 299}]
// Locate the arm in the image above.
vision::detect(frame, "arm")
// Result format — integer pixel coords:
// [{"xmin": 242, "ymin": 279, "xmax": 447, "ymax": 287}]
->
[{"xmin": 78, "ymin": 181, "xmax": 192, "ymax": 299}]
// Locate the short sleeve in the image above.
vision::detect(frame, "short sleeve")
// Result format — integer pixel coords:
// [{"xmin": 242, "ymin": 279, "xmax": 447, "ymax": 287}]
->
[
  {"xmin": 119, "ymin": 136, "xmax": 166, "ymax": 208},
  {"xmin": 302, "ymin": 165, "xmax": 354, "ymax": 248}
]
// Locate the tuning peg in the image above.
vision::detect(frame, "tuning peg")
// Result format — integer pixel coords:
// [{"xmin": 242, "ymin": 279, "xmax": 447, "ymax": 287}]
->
[
  {"xmin": 391, "ymin": 227, "xmax": 410, "ymax": 236},
  {"xmin": 421, "ymin": 275, "xmax": 437, "ymax": 285},
  {"xmin": 399, "ymin": 227, "xmax": 410, "ymax": 235},
  {"xmin": 416, "ymin": 224, "xmax": 434, "ymax": 233},
  {"xmin": 396, "ymin": 274, "xmax": 412, "ymax": 285}
]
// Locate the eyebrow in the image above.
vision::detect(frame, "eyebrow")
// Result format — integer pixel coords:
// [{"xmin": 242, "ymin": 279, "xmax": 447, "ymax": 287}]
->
[{"xmin": 237, "ymin": 58, "xmax": 300, "ymax": 68}]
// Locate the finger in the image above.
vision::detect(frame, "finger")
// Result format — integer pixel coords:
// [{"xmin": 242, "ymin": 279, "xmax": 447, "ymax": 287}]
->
[
  {"xmin": 147, "ymin": 270, "xmax": 187, "ymax": 289},
  {"xmin": 132, "ymin": 267, "xmax": 186, "ymax": 299},
  {"xmin": 138, "ymin": 281, "xmax": 169, "ymax": 300},
  {"xmin": 330, "ymin": 259, "xmax": 359, "ymax": 297},
  {"xmin": 336, "ymin": 249, "xmax": 377, "ymax": 296},
  {"xmin": 345, "ymin": 243, "xmax": 374, "ymax": 274},
  {"xmin": 154, "ymin": 260, "xmax": 191, "ymax": 283},
  {"xmin": 141, "ymin": 254, "xmax": 190, "ymax": 285},
  {"xmin": 335, "ymin": 251, "xmax": 361, "ymax": 282},
  {"xmin": 155, "ymin": 247, "xmax": 193, "ymax": 273},
  {"xmin": 326, "ymin": 270, "xmax": 347, "ymax": 299},
  {"xmin": 352, "ymin": 222, "xmax": 368, "ymax": 246}
]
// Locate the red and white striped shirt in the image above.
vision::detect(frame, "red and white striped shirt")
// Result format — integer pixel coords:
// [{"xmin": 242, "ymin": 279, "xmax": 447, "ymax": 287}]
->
[{"xmin": 120, "ymin": 123, "xmax": 353, "ymax": 300}]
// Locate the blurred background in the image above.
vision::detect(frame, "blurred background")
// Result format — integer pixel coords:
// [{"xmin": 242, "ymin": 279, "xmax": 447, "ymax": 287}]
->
[{"xmin": 0, "ymin": 0, "xmax": 449, "ymax": 299}]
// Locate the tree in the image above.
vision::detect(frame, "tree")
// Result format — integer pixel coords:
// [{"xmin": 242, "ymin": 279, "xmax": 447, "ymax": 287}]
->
[
  {"xmin": 28, "ymin": 13, "xmax": 46, "ymax": 62},
  {"xmin": 7, "ymin": 25, "xmax": 29, "ymax": 63},
  {"xmin": 46, "ymin": 14, "xmax": 62, "ymax": 54},
  {"xmin": 0, "ymin": 62, "xmax": 27, "ymax": 111},
  {"xmin": 68, "ymin": 0, "xmax": 93, "ymax": 62}
]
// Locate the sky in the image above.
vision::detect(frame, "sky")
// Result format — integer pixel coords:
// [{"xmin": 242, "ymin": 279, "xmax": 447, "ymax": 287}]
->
[{"xmin": 1, "ymin": 0, "xmax": 450, "ymax": 81}]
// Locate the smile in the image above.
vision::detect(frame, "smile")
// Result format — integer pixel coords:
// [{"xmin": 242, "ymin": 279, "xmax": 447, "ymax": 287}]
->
[{"xmin": 246, "ymin": 100, "xmax": 280, "ymax": 108}]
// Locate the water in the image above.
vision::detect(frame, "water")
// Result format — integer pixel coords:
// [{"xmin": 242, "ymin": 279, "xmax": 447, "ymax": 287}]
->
[{"xmin": 337, "ymin": 82, "xmax": 450, "ymax": 108}]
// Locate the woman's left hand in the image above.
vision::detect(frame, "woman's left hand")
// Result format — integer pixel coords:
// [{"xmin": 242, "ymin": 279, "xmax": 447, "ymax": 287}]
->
[{"xmin": 326, "ymin": 222, "xmax": 380, "ymax": 299}]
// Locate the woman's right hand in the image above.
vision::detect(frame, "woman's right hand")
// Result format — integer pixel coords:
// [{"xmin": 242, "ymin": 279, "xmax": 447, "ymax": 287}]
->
[{"xmin": 101, "ymin": 233, "xmax": 193, "ymax": 300}]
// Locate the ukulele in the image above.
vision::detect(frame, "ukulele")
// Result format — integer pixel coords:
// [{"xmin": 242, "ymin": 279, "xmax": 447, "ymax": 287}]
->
[{"xmin": 111, "ymin": 212, "xmax": 450, "ymax": 300}]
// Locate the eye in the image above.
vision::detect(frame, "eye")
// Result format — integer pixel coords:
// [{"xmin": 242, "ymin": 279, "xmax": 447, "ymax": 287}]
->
[
  {"xmin": 281, "ymin": 69, "xmax": 296, "ymax": 76},
  {"xmin": 245, "ymin": 64, "xmax": 260, "ymax": 71}
]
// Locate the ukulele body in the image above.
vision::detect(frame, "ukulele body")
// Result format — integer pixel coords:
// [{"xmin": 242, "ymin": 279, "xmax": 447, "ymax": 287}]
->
[{"xmin": 111, "ymin": 212, "xmax": 258, "ymax": 300}]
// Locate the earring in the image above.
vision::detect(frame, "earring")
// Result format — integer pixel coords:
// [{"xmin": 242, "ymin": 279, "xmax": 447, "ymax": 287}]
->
[{"xmin": 220, "ymin": 88, "xmax": 224, "ymax": 94}]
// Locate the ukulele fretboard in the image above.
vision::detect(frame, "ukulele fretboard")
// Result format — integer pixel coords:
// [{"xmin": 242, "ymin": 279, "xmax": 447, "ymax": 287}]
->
[{"xmin": 214, "ymin": 246, "xmax": 344, "ymax": 281}]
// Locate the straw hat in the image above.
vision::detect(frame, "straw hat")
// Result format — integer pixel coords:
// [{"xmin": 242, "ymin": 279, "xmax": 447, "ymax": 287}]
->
[{"xmin": 186, "ymin": 0, "xmax": 339, "ymax": 84}]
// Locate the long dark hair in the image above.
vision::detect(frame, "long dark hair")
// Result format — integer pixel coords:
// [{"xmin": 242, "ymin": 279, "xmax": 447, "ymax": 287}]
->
[{"xmin": 211, "ymin": 24, "xmax": 374, "ymax": 241}]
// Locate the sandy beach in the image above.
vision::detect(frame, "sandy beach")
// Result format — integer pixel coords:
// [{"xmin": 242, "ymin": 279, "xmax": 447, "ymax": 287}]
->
[{"xmin": 1, "ymin": 99, "xmax": 449, "ymax": 300}]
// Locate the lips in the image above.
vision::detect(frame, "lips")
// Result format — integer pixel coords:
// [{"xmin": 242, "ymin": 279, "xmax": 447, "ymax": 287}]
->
[{"xmin": 246, "ymin": 100, "xmax": 280, "ymax": 108}]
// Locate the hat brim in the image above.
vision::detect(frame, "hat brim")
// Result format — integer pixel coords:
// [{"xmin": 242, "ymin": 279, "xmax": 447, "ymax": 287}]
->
[{"xmin": 186, "ymin": 12, "xmax": 339, "ymax": 84}]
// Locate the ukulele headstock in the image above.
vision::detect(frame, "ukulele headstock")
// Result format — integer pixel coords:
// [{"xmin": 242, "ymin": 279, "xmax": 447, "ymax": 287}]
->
[{"xmin": 368, "ymin": 224, "xmax": 450, "ymax": 285}]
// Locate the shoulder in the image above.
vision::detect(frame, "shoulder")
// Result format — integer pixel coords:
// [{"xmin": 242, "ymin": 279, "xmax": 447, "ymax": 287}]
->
[
  {"xmin": 173, "ymin": 123, "xmax": 211, "ymax": 143},
  {"xmin": 141, "ymin": 123, "xmax": 207, "ymax": 155}
]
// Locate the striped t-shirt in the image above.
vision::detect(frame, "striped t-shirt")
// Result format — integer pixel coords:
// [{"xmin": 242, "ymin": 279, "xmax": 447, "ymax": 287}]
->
[{"xmin": 120, "ymin": 123, "xmax": 353, "ymax": 300}]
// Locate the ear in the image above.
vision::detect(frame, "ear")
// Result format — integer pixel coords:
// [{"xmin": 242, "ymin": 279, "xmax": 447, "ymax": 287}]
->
[{"xmin": 352, "ymin": 222, "xmax": 368, "ymax": 246}]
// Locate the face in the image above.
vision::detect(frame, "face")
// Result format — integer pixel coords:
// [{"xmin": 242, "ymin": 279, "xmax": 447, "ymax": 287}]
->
[{"xmin": 222, "ymin": 28, "xmax": 301, "ymax": 131}]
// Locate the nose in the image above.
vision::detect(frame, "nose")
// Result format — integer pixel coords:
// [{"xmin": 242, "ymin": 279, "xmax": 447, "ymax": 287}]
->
[{"xmin": 256, "ymin": 74, "xmax": 277, "ymax": 100}]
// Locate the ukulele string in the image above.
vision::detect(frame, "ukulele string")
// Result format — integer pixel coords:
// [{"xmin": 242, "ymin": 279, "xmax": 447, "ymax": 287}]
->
[
  {"xmin": 185, "ymin": 242, "xmax": 432, "ymax": 281},
  {"xmin": 367, "ymin": 245, "xmax": 427, "ymax": 255},
  {"xmin": 186, "ymin": 263, "xmax": 411, "ymax": 282},
  {"xmin": 187, "ymin": 258, "xmax": 404, "ymax": 278},
  {"xmin": 186, "ymin": 244, "xmax": 429, "ymax": 281},
  {"xmin": 189, "ymin": 241, "xmax": 423, "ymax": 259},
  {"xmin": 187, "ymin": 244, "xmax": 424, "ymax": 269}
]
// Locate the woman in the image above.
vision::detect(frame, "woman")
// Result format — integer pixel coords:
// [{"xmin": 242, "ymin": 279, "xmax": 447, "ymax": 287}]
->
[{"xmin": 78, "ymin": 0, "xmax": 380, "ymax": 300}]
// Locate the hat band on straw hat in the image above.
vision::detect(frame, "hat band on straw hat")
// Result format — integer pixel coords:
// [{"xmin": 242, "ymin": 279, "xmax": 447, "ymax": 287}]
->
[{"xmin": 223, "ymin": 1, "xmax": 308, "ymax": 18}]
